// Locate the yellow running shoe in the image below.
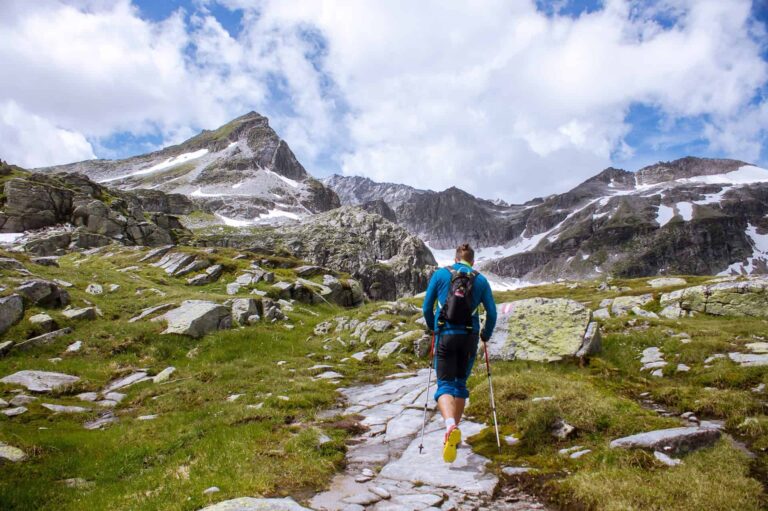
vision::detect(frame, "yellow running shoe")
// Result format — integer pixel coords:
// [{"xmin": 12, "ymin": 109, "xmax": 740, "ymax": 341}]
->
[{"xmin": 442, "ymin": 426, "xmax": 462, "ymax": 463}]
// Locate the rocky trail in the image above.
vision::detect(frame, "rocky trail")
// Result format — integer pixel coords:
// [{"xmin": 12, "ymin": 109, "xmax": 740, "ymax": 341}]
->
[{"xmin": 311, "ymin": 369, "xmax": 549, "ymax": 511}]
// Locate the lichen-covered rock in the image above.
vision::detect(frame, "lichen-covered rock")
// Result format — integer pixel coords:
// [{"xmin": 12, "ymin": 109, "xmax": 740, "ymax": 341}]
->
[
  {"xmin": 660, "ymin": 278, "xmax": 768, "ymax": 317},
  {"xmin": 29, "ymin": 313, "xmax": 57, "ymax": 332},
  {"xmin": 187, "ymin": 264, "xmax": 224, "ymax": 286},
  {"xmin": 158, "ymin": 301, "xmax": 232, "ymax": 338},
  {"xmin": 611, "ymin": 294, "xmax": 654, "ymax": 316},
  {"xmin": 488, "ymin": 298, "xmax": 599, "ymax": 362},
  {"xmin": 648, "ymin": 277, "xmax": 687, "ymax": 288}
]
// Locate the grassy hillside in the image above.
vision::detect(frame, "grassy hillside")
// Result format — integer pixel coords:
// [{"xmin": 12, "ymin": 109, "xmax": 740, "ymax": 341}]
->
[
  {"xmin": 469, "ymin": 279, "xmax": 768, "ymax": 511},
  {"xmin": 0, "ymin": 246, "xmax": 424, "ymax": 510}
]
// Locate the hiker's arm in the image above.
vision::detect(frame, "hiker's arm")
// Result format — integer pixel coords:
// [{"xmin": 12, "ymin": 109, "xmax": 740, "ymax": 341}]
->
[
  {"xmin": 480, "ymin": 279, "xmax": 496, "ymax": 342},
  {"xmin": 422, "ymin": 273, "xmax": 439, "ymax": 331}
]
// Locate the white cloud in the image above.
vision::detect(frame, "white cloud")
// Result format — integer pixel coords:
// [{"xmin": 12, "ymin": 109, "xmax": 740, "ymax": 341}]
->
[
  {"xmin": 0, "ymin": 0, "xmax": 765, "ymax": 202},
  {"xmin": 0, "ymin": 101, "xmax": 95, "ymax": 167}
]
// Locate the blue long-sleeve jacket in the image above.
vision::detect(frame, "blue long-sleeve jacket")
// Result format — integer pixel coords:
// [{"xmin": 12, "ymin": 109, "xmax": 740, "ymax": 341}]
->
[{"xmin": 422, "ymin": 262, "xmax": 497, "ymax": 339}]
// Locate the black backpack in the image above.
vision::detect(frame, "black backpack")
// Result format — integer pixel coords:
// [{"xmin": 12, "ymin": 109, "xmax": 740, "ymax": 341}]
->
[{"xmin": 438, "ymin": 267, "xmax": 478, "ymax": 330}]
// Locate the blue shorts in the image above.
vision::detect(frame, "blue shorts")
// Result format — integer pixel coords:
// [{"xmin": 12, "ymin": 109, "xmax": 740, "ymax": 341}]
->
[{"xmin": 433, "ymin": 332, "xmax": 479, "ymax": 401}]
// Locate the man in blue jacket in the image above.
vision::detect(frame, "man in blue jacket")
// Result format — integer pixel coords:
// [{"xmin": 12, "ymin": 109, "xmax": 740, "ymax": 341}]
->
[{"xmin": 422, "ymin": 243, "xmax": 497, "ymax": 463}]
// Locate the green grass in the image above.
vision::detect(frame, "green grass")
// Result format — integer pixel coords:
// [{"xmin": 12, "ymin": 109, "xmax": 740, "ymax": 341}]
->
[
  {"xmin": 0, "ymin": 246, "xmax": 425, "ymax": 510},
  {"xmin": 467, "ymin": 277, "xmax": 768, "ymax": 510}
]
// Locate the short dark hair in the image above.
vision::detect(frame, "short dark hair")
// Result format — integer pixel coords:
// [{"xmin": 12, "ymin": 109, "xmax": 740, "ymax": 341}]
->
[{"xmin": 456, "ymin": 243, "xmax": 474, "ymax": 263}]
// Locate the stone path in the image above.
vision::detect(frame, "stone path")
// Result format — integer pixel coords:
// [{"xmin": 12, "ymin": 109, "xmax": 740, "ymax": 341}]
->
[{"xmin": 309, "ymin": 370, "xmax": 548, "ymax": 511}]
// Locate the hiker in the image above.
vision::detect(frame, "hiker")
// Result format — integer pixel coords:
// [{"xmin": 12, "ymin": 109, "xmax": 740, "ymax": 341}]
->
[{"xmin": 422, "ymin": 243, "xmax": 497, "ymax": 463}]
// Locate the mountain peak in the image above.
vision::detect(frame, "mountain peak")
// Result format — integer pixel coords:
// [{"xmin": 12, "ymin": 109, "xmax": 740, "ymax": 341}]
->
[{"xmin": 635, "ymin": 156, "xmax": 749, "ymax": 186}]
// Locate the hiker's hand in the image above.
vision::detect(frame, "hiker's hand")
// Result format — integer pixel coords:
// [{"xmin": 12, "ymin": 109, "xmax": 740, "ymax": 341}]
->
[{"xmin": 480, "ymin": 332, "xmax": 490, "ymax": 343}]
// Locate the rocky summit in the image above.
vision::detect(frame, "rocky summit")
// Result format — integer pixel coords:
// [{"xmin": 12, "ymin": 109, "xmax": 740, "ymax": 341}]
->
[{"xmin": 38, "ymin": 112, "xmax": 340, "ymax": 223}]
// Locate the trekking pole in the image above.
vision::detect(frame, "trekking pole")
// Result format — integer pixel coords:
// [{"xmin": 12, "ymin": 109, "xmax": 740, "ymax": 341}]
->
[
  {"xmin": 483, "ymin": 340, "xmax": 502, "ymax": 453},
  {"xmin": 418, "ymin": 332, "xmax": 436, "ymax": 454}
]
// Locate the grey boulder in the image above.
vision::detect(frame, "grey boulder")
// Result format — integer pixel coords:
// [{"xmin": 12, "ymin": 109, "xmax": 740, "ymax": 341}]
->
[
  {"xmin": 15, "ymin": 280, "xmax": 70, "ymax": 308},
  {"xmin": 610, "ymin": 425, "xmax": 721, "ymax": 454},
  {"xmin": 0, "ymin": 370, "xmax": 80, "ymax": 393},
  {"xmin": 0, "ymin": 294, "xmax": 24, "ymax": 336},
  {"xmin": 197, "ymin": 497, "xmax": 312, "ymax": 511},
  {"xmin": 159, "ymin": 300, "xmax": 232, "ymax": 338}
]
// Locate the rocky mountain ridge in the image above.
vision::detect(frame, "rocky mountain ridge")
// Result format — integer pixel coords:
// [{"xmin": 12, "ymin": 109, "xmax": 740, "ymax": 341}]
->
[
  {"xmin": 326, "ymin": 157, "xmax": 768, "ymax": 283},
  {"xmin": 38, "ymin": 112, "xmax": 340, "ymax": 224}
]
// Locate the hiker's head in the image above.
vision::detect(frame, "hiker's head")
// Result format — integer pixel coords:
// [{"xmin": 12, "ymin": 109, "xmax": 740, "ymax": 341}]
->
[{"xmin": 455, "ymin": 243, "xmax": 475, "ymax": 265}]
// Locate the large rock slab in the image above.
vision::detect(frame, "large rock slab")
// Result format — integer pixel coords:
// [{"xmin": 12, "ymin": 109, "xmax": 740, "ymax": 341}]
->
[
  {"xmin": 648, "ymin": 277, "xmax": 687, "ymax": 288},
  {"xmin": 198, "ymin": 497, "xmax": 311, "ymax": 511},
  {"xmin": 0, "ymin": 294, "xmax": 24, "ymax": 336},
  {"xmin": 231, "ymin": 298, "xmax": 262, "ymax": 326},
  {"xmin": 158, "ymin": 300, "xmax": 232, "ymax": 338},
  {"xmin": 661, "ymin": 279, "xmax": 768, "ymax": 317},
  {"xmin": 0, "ymin": 370, "xmax": 80, "ymax": 393},
  {"xmin": 611, "ymin": 294, "xmax": 654, "ymax": 316},
  {"xmin": 487, "ymin": 298, "xmax": 597, "ymax": 361},
  {"xmin": 610, "ymin": 425, "xmax": 721, "ymax": 454}
]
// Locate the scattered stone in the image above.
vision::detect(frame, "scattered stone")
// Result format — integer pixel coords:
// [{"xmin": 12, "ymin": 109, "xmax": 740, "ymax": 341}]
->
[
  {"xmin": 30, "ymin": 313, "xmax": 58, "ymax": 332},
  {"xmin": 108, "ymin": 284, "xmax": 120, "ymax": 293},
  {"xmin": 752, "ymin": 383, "xmax": 765, "ymax": 393},
  {"xmin": 351, "ymin": 350, "xmax": 373, "ymax": 362},
  {"xmin": 203, "ymin": 486, "xmax": 220, "ymax": 495},
  {"xmin": 59, "ymin": 343, "xmax": 81, "ymax": 357},
  {"xmin": 152, "ymin": 252, "xmax": 197, "ymax": 276},
  {"xmin": 187, "ymin": 264, "xmax": 224, "ymax": 286},
  {"xmin": 158, "ymin": 300, "xmax": 232, "ymax": 338},
  {"xmin": 197, "ymin": 497, "xmax": 312, "ymax": 511},
  {"xmin": 610, "ymin": 425, "xmax": 721, "ymax": 454},
  {"xmin": 611, "ymin": 294, "xmax": 654, "ymax": 316},
  {"xmin": 502, "ymin": 466, "xmax": 531, "ymax": 476},
  {"xmin": 231, "ymin": 298, "xmax": 262, "ymax": 326},
  {"xmin": 728, "ymin": 352, "xmax": 768, "ymax": 367},
  {"xmin": 153, "ymin": 367, "xmax": 176, "ymax": 383},
  {"xmin": 84, "ymin": 411, "xmax": 118, "ymax": 430},
  {"xmin": 129, "ymin": 303, "xmax": 175, "ymax": 323},
  {"xmin": 227, "ymin": 394, "xmax": 244, "ymax": 402},
  {"xmin": 226, "ymin": 283, "xmax": 242, "ymax": 295},
  {"xmin": 531, "ymin": 396, "xmax": 554, "ymax": 403},
  {"xmin": 42, "ymin": 403, "xmax": 91, "ymax": 414},
  {"xmin": 0, "ymin": 370, "xmax": 79, "ymax": 392},
  {"xmin": 61, "ymin": 478, "xmax": 94, "ymax": 489},
  {"xmin": 504, "ymin": 435, "xmax": 520, "ymax": 446},
  {"xmin": 103, "ymin": 392, "xmax": 126, "ymax": 402},
  {"xmin": 569, "ymin": 449, "xmax": 592, "ymax": 459},
  {"xmin": 0, "ymin": 398, "xmax": 6, "ymax": 408},
  {"xmin": 77, "ymin": 392, "xmax": 99, "ymax": 402},
  {"xmin": 3, "ymin": 406, "xmax": 28, "ymax": 417},
  {"xmin": 0, "ymin": 442, "xmax": 26, "ymax": 462},
  {"xmin": 704, "ymin": 354, "xmax": 726, "ymax": 364},
  {"xmin": 369, "ymin": 487, "xmax": 391, "ymax": 499},
  {"xmin": 0, "ymin": 257, "xmax": 25, "ymax": 270},
  {"xmin": 654, "ymin": 451, "xmax": 683, "ymax": 466},
  {"xmin": 676, "ymin": 364, "xmax": 691, "ymax": 373},
  {"xmin": 0, "ymin": 295, "xmax": 24, "ymax": 335},
  {"xmin": 377, "ymin": 341, "xmax": 401, "ymax": 359},
  {"xmin": 648, "ymin": 277, "xmax": 687, "ymax": 288},
  {"xmin": 48, "ymin": 357, "xmax": 63, "ymax": 363},
  {"xmin": 85, "ymin": 283, "xmax": 103, "ymax": 295},
  {"xmin": 139, "ymin": 245, "xmax": 173, "ymax": 262},
  {"xmin": 104, "ymin": 371, "xmax": 149, "ymax": 392},
  {"xmin": 551, "ymin": 418, "xmax": 575, "ymax": 440},
  {"xmin": 137, "ymin": 415, "xmax": 158, "ymax": 421},
  {"xmin": 631, "ymin": 306, "xmax": 659, "ymax": 319},
  {"xmin": 15, "ymin": 327, "xmax": 73, "ymax": 351},
  {"xmin": 62, "ymin": 307, "xmax": 97, "ymax": 320},
  {"xmin": 592, "ymin": 308, "xmax": 610, "ymax": 320},
  {"xmin": 315, "ymin": 371, "xmax": 344, "ymax": 380},
  {"xmin": 10, "ymin": 394, "xmax": 37, "ymax": 406},
  {"xmin": 558, "ymin": 445, "xmax": 584, "ymax": 456}
]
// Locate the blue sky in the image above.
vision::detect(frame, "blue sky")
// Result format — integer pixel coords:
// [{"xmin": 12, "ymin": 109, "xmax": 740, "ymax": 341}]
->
[{"xmin": 1, "ymin": 0, "xmax": 767, "ymax": 201}]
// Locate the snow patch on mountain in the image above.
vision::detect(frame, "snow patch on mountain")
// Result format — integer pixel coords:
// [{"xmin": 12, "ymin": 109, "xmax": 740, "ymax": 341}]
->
[
  {"xmin": 100, "ymin": 149, "xmax": 209, "ymax": 183},
  {"xmin": 676, "ymin": 202, "xmax": 694, "ymax": 221},
  {"xmin": 719, "ymin": 224, "xmax": 768, "ymax": 276},
  {"xmin": 656, "ymin": 204, "xmax": 675, "ymax": 227},
  {"xmin": 265, "ymin": 169, "xmax": 300, "ymax": 188},
  {"xmin": 681, "ymin": 165, "xmax": 768, "ymax": 185}
]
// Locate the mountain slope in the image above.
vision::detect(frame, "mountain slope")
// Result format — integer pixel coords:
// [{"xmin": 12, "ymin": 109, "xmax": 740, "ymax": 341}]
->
[
  {"xmin": 326, "ymin": 157, "xmax": 768, "ymax": 282},
  {"xmin": 39, "ymin": 112, "xmax": 340, "ymax": 224}
]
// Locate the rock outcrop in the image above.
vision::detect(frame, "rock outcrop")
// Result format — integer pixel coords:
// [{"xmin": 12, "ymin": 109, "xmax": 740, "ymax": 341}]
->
[
  {"xmin": 0, "ymin": 370, "xmax": 80, "ymax": 393},
  {"xmin": 487, "ymin": 298, "xmax": 601, "ymax": 361},
  {"xmin": 0, "ymin": 170, "xmax": 192, "ymax": 254},
  {"xmin": 196, "ymin": 207, "xmax": 437, "ymax": 299},
  {"xmin": 0, "ymin": 295, "xmax": 23, "ymax": 336},
  {"xmin": 660, "ymin": 278, "xmax": 768, "ymax": 317}
]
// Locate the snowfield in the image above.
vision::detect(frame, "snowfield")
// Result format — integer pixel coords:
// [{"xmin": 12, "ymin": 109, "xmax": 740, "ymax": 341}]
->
[{"xmin": 100, "ymin": 149, "xmax": 209, "ymax": 183}]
